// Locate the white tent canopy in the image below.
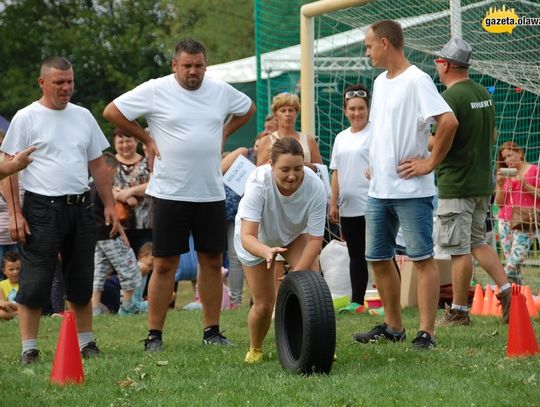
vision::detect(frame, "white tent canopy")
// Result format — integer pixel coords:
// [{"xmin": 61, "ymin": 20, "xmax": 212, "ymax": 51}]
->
[
  {"xmin": 206, "ymin": 12, "xmax": 449, "ymax": 84},
  {"xmin": 206, "ymin": 27, "xmax": 368, "ymax": 84}
]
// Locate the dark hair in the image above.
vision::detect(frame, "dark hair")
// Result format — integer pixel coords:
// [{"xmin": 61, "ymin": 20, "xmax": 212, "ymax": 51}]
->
[
  {"xmin": 271, "ymin": 136, "xmax": 304, "ymax": 163},
  {"xmin": 102, "ymin": 151, "xmax": 118, "ymax": 169},
  {"xmin": 40, "ymin": 57, "xmax": 72, "ymax": 75},
  {"xmin": 370, "ymin": 20, "xmax": 404, "ymax": 49},
  {"xmin": 343, "ymin": 84, "xmax": 370, "ymax": 108},
  {"xmin": 3, "ymin": 251, "xmax": 20, "ymax": 266},
  {"xmin": 113, "ymin": 127, "xmax": 133, "ymax": 139},
  {"xmin": 174, "ymin": 39, "xmax": 207, "ymax": 60},
  {"xmin": 497, "ymin": 141, "xmax": 525, "ymax": 170}
]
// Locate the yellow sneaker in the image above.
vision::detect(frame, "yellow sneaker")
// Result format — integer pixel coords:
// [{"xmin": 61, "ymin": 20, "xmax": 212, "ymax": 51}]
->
[{"xmin": 244, "ymin": 348, "xmax": 263, "ymax": 364}]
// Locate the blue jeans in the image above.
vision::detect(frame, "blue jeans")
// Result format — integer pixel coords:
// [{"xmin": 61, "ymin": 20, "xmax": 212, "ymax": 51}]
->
[{"xmin": 365, "ymin": 196, "xmax": 434, "ymax": 261}]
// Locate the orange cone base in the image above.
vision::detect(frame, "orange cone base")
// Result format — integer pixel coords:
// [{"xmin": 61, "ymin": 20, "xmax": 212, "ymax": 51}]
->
[
  {"xmin": 506, "ymin": 287, "xmax": 539, "ymax": 358},
  {"xmin": 50, "ymin": 310, "xmax": 85, "ymax": 385},
  {"xmin": 470, "ymin": 283, "xmax": 484, "ymax": 316}
]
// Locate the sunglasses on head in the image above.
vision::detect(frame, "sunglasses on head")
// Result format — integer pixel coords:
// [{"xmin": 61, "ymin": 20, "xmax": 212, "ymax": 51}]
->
[{"xmin": 345, "ymin": 90, "xmax": 368, "ymax": 100}]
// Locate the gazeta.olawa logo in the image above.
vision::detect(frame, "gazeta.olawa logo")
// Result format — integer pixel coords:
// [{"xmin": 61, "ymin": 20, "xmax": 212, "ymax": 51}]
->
[{"xmin": 482, "ymin": 5, "xmax": 540, "ymax": 33}]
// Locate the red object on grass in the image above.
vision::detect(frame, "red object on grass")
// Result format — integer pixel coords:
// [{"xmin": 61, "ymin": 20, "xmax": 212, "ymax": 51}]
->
[{"xmin": 50, "ymin": 310, "xmax": 85, "ymax": 385}]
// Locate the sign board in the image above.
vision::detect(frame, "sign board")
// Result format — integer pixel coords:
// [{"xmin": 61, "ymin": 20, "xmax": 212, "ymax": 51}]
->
[{"xmin": 223, "ymin": 154, "xmax": 256, "ymax": 196}]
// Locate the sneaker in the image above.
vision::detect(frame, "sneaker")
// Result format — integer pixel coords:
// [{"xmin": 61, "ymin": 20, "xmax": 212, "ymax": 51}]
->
[
  {"xmin": 202, "ymin": 332, "xmax": 233, "ymax": 346},
  {"xmin": 80, "ymin": 341, "xmax": 101, "ymax": 358},
  {"xmin": 338, "ymin": 302, "xmax": 361, "ymax": 314},
  {"xmin": 352, "ymin": 323, "xmax": 406, "ymax": 343},
  {"xmin": 119, "ymin": 303, "xmax": 142, "ymax": 316},
  {"xmin": 496, "ymin": 288, "xmax": 511, "ymax": 324},
  {"xmin": 21, "ymin": 349, "xmax": 39, "ymax": 365},
  {"xmin": 411, "ymin": 331, "xmax": 436, "ymax": 350},
  {"xmin": 142, "ymin": 336, "xmax": 163, "ymax": 352},
  {"xmin": 436, "ymin": 304, "xmax": 470, "ymax": 327},
  {"xmin": 244, "ymin": 348, "xmax": 263, "ymax": 363}
]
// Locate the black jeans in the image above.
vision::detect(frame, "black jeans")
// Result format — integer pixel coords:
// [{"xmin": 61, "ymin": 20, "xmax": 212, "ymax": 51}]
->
[{"xmin": 16, "ymin": 191, "xmax": 96, "ymax": 308}]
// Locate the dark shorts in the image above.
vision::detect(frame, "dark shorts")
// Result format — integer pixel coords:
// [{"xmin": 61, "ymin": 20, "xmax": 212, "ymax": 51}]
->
[
  {"xmin": 152, "ymin": 198, "xmax": 227, "ymax": 257},
  {"xmin": 16, "ymin": 191, "xmax": 97, "ymax": 308}
]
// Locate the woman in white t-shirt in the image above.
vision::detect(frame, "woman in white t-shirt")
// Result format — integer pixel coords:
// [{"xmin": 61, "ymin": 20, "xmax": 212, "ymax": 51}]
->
[
  {"xmin": 329, "ymin": 85, "xmax": 371, "ymax": 314},
  {"xmin": 234, "ymin": 137, "xmax": 327, "ymax": 364}
]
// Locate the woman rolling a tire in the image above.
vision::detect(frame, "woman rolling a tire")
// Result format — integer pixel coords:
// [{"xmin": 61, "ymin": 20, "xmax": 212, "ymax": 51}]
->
[{"xmin": 234, "ymin": 137, "xmax": 327, "ymax": 364}]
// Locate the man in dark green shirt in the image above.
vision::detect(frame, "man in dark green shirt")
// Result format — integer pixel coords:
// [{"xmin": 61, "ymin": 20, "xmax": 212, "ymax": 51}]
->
[{"xmin": 432, "ymin": 38, "xmax": 511, "ymax": 325}]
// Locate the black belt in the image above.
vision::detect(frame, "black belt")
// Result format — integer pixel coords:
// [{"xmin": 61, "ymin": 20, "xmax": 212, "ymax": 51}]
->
[{"xmin": 26, "ymin": 191, "xmax": 89, "ymax": 205}]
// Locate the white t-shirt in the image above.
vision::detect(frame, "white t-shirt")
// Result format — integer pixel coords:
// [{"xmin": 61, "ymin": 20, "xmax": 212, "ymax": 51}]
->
[
  {"xmin": 234, "ymin": 164, "xmax": 327, "ymax": 266},
  {"xmin": 330, "ymin": 124, "xmax": 370, "ymax": 217},
  {"xmin": 114, "ymin": 74, "xmax": 252, "ymax": 202},
  {"xmin": 1, "ymin": 102, "xmax": 109, "ymax": 195},
  {"xmin": 368, "ymin": 65, "xmax": 452, "ymax": 199}
]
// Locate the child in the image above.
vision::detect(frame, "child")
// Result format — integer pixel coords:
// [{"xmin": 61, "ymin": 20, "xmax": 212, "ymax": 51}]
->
[
  {"xmin": 0, "ymin": 251, "xmax": 21, "ymax": 320},
  {"xmin": 90, "ymin": 152, "xmax": 144, "ymax": 316}
]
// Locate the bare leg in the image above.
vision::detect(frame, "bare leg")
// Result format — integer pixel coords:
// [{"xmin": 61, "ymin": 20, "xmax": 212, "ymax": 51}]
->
[
  {"xmin": 68, "ymin": 300, "xmax": 93, "ymax": 333},
  {"xmin": 472, "ymin": 244, "xmax": 509, "ymax": 288},
  {"xmin": 244, "ymin": 263, "xmax": 275, "ymax": 350},
  {"xmin": 371, "ymin": 259, "xmax": 402, "ymax": 332},
  {"xmin": 91, "ymin": 290, "xmax": 102, "ymax": 309},
  {"xmin": 18, "ymin": 304, "xmax": 42, "ymax": 341},
  {"xmin": 414, "ymin": 257, "xmax": 439, "ymax": 336},
  {"xmin": 197, "ymin": 252, "xmax": 223, "ymax": 328},
  {"xmin": 450, "ymin": 254, "xmax": 473, "ymax": 307},
  {"xmin": 147, "ymin": 255, "xmax": 179, "ymax": 331}
]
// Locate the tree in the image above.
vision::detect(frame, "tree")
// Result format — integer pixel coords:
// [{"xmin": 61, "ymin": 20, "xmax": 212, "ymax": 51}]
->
[{"xmin": 0, "ymin": 0, "xmax": 254, "ymax": 135}]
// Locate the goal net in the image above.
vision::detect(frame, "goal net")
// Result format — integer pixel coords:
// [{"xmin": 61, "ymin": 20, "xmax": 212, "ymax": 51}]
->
[{"xmin": 254, "ymin": 0, "xmax": 540, "ymax": 287}]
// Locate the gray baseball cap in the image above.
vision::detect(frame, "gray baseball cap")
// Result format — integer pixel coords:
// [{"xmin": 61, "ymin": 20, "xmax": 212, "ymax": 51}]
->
[{"xmin": 438, "ymin": 37, "xmax": 472, "ymax": 67}]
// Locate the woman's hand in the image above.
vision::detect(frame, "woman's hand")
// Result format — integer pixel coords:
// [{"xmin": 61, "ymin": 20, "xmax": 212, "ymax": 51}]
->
[
  {"xmin": 328, "ymin": 202, "xmax": 339, "ymax": 224},
  {"xmin": 263, "ymin": 246, "xmax": 288, "ymax": 270}
]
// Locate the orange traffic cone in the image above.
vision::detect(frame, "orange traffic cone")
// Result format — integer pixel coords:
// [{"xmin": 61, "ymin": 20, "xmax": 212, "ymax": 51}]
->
[
  {"xmin": 506, "ymin": 286, "xmax": 539, "ymax": 357},
  {"xmin": 490, "ymin": 285, "xmax": 501, "ymax": 316},
  {"xmin": 50, "ymin": 310, "xmax": 85, "ymax": 385},
  {"xmin": 470, "ymin": 283, "xmax": 484, "ymax": 316},
  {"xmin": 482, "ymin": 284, "xmax": 494, "ymax": 316},
  {"xmin": 534, "ymin": 295, "xmax": 540, "ymax": 311},
  {"xmin": 522, "ymin": 286, "xmax": 539, "ymax": 318}
]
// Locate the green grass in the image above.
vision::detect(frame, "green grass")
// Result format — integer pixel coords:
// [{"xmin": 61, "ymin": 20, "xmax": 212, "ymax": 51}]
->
[{"xmin": 1, "ymin": 284, "xmax": 539, "ymax": 407}]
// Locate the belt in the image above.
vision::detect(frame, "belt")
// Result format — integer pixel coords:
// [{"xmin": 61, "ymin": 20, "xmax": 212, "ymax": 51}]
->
[{"xmin": 26, "ymin": 191, "xmax": 89, "ymax": 205}]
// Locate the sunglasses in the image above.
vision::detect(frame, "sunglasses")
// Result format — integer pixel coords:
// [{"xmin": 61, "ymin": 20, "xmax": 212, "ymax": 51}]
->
[
  {"xmin": 345, "ymin": 90, "xmax": 368, "ymax": 100},
  {"xmin": 433, "ymin": 59, "xmax": 447, "ymax": 64}
]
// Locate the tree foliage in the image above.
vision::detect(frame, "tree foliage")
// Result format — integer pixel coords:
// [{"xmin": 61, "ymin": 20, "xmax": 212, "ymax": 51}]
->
[{"xmin": 0, "ymin": 0, "xmax": 254, "ymax": 134}]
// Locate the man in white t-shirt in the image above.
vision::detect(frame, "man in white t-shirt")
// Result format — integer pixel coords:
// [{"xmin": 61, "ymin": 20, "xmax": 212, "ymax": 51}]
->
[
  {"xmin": 104, "ymin": 39, "xmax": 255, "ymax": 351},
  {"xmin": 1, "ymin": 57, "xmax": 117, "ymax": 364},
  {"xmin": 352, "ymin": 20, "xmax": 458, "ymax": 350}
]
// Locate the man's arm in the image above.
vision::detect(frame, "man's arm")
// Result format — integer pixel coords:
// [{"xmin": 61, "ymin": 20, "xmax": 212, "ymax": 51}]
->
[
  {"xmin": 1, "ymin": 168, "xmax": 29, "ymax": 243},
  {"xmin": 222, "ymin": 102, "xmax": 256, "ymax": 143},
  {"xmin": 88, "ymin": 155, "xmax": 119, "ymax": 237},
  {"xmin": 103, "ymin": 102, "xmax": 160, "ymax": 169},
  {"xmin": 397, "ymin": 111, "xmax": 458, "ymax": 179},
  {"xmin": 0, "ymin": 146, "xmax": 35, "ymax": 179},
  {"xmin": 428, "ymin": 111, "xmax": 459, "ymax": 168}
]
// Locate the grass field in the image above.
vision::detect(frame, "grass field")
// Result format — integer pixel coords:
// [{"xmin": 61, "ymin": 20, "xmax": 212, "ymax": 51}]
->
[{"xmin": 1, "ymin": 282, "xmax": 539, "ymax": 407}]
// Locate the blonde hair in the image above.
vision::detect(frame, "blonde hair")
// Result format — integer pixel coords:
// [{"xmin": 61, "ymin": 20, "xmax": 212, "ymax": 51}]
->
[{"xmin": 271, "ymin": 93, "xmax": 300, "ymax": 114}]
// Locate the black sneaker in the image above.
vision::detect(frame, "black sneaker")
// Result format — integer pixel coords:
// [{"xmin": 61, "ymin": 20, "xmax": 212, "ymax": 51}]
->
[
  {"xmin": 202, "ymin": 332, "xmax": 233, "ymax": 346},
  {"xmin": 352, "ymin": 323, "xmax": 406, "ymax": 343},
  {"xmin": 142, "ymin": 336, "xmax": 163, "ymax": 352},
  {"xmin": 411, "ymin": 331, "xmax": 436, "ymax": 350},
  {"xmin": 21, "ymin": 349, "xmax": 40, "ymax": 365},
  {"xmin": 80, "ymin": 341, "xmax": 102, "ymax": 358}
]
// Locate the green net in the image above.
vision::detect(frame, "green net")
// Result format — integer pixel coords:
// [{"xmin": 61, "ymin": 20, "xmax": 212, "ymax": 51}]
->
[{"xmin": 255, "ymin": 0, "xmax": 540, "ymax": 289}]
